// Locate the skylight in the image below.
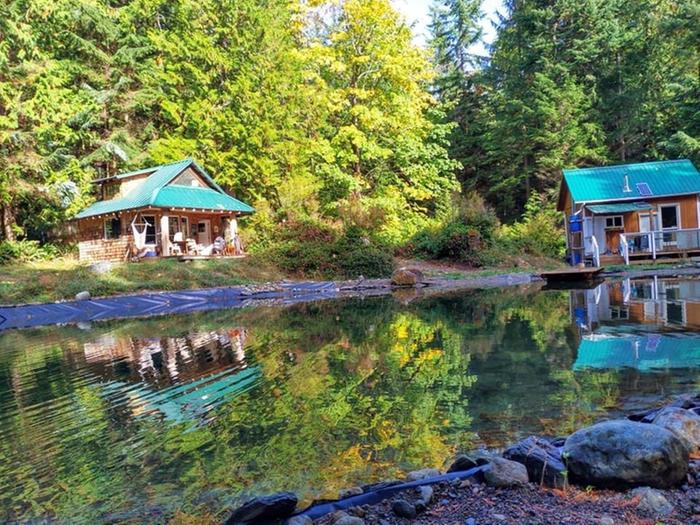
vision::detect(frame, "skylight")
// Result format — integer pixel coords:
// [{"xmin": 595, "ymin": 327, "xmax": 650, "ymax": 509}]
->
[{"xmin": 636, "ymin": 182, "xmax": 653, "ymax": 196}]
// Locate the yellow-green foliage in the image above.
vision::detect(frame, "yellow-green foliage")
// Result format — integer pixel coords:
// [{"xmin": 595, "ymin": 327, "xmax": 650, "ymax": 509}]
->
[{"xmin": 499, "ymin": 192, "xmax": 566, "ymax": 258}]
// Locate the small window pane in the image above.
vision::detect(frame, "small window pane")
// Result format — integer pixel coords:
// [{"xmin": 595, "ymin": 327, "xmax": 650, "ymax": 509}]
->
[
  {"xmin": 143, "ymin": 216, "xmax": 156, "ymax": 244},
  {"xmin": 661, "ymin": 206, "xmax": 678, "ymax": 229},
  {"xmin": 104, "ymin": 217, "xmax": 122, "ymax": 239}
]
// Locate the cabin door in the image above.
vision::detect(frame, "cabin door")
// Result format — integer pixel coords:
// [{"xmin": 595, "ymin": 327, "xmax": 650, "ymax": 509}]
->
[{"xmin": 197, "ymin": 220, "xmax": 211, "ymax": 246}]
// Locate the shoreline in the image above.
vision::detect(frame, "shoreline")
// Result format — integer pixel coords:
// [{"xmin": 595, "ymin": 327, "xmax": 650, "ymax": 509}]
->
[
  {"xmin": 3, "ymin": 264, "xmax": 700, "ymax": 330},
  {"xmin": 227, "ymin": 394, "xmax": 700, "ymax": 525}
]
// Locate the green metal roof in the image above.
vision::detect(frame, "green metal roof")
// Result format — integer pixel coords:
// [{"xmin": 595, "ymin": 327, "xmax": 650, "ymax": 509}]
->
[
  {"xmin": 75, "ymin": 159, "xmax": 254, "ymax": 219},
  {"xmin": 586, "ymin": 202, "xmax": 653, "ymax": 214},
  {"xmin": 563, "ymin": 159, "xmax": 700, "ymax": 204}
]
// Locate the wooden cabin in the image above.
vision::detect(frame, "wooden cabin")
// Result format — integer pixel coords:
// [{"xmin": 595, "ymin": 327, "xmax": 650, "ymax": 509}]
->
[
  {"xmin": 73, "ymin": 159, "xmax": 254, "ymax": 263},
  {"xmin": 558, "ymin": 159, "xmax": 700, "ymax": 266}
]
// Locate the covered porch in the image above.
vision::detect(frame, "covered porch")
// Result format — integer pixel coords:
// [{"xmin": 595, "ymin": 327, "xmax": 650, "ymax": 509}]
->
[
  {"xmin": 578, "ymin": 199, "xmax": 700, "ymax": 266},
  {"xmin": 77, "ymin": 208, "xmax": 245, "ymax": 263}
]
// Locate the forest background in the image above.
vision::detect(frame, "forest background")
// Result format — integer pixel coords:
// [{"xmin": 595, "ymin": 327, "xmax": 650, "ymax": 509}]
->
[{"xmin": 0, "ymin": 0, "xmax": 698, "ymax": 276}]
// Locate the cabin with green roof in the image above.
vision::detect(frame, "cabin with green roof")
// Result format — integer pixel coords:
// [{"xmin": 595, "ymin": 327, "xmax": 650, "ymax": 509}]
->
[
  {"xmin": 558, "ymin": 159, "xmax": 700, "ymax": 266},
  {"xmin": 73, "ymin": 159, "xmax": 254, "ymax": 263}
]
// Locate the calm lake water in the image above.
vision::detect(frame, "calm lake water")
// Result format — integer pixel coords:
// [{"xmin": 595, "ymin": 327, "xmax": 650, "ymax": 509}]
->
[{"xmin": 2, "ymin": 277, "xmax": 700, "ymax": 523}]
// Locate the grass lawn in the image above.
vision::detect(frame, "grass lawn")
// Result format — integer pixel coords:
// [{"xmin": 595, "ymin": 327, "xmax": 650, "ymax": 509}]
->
[{"xmin": 0, "ymin": 256, "xmax": 287, "ymax": 305}]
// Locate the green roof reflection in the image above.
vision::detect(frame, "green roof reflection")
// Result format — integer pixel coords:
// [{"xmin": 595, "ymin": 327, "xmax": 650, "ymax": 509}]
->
[{"xmin": 574, "ymin": 335, "xmax": 700, "ymax": 371}]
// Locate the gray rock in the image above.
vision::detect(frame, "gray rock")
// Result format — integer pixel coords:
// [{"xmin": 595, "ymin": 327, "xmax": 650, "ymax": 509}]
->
[
  {"xmin": 483, "ymin": 457, "xmax": 529, "ymax": 488},
  {"xmin": 631, "ymin": 487, "xmax": 674, "ymax": 516},
  {"xmin": 339, "ymin": 486, "xmax": 364, "ymax": 499},
  {"xmin": 334, "ymin": 514, "xmax": 365, "ymax": 525},
  {"xmin": 90, "ymin": 261, "xmax": 113, "ymax": 274},
  {"xmin": 75, "ymin": 291, "xmax": 91, "ymax": 301},
  {"xmin": 392, "ymin": 499, "xmax": 417, "ymax": 519},
  {"xmin": 503, "ymin": 436, "xmax": 567, "ymax": 488},
  {"xmin": 465, "ymin": 518, "xmax": 476, "ymax": 525},
  {"xmin": 652, "ymin": 407, "xmax": 700, "ymax": 453},
  {"xmin": 224, "ymin": 492, "xmax": 298, "ymax": 524},
  {"xmin": 418, "ymin": 485, "xmax": 433, "ymax": 504},
  {"xmin": 406, "ymin": 468, "xmax": 441, "ymax": 481},
  {"xmin": 391, "ymin": 268, "xmax": 424, "ymax": 287},
  {"xmin": 286, "ymin": 516, "xmax": 313, "ymax": 525},
  {"xmin": 492, "ymin": 515, "xmax": 507, "ymax": 522},
  {"xmin": 563, "ymin": 420, "xmax": 689, "ymax": 489},
  {"xmin": 447, "ymin": 454, "xmax": 479, "ymax": 473},
  {"xmin": 599, "ymin": 517, "xmax": 614, "ymax": 525}
]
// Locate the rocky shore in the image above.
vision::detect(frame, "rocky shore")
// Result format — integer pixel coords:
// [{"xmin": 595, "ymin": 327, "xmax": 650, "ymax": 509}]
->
[{"xmin": 224, "ymin": 394, "xmax": 700, "ymax": 525}]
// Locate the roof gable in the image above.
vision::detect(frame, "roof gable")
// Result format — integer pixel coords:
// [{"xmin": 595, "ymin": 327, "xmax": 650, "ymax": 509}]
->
[
  {"xmin": 562, "ymin": 159, "xmax": 700, "ymax": 204},
  {"xmin": 75, "ymin": 159, "xmax": 254, "ymax": 218}
]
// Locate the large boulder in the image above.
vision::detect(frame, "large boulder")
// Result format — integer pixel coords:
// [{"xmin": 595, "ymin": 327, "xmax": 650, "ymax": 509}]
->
[
  {"xmin": 652, "ymin": 407, "xmax": 700, "ymax": 454},
  {"xmin": 224, "ymin": 492, "xmax": 298, "ymax": 524},
  {"xmin": 563, "ymin": 420, "xmax": 689, "ymax": 489},
  {"xmin": 483, "ymin": 457, "xmax": 529, "ymax": 488},
  {"xmin": 391, "ymin": 268, "xmax": 425, "ymax": 287},
  {"xmin": 503, "ymin": 436, "xmax": 567, "ymax": 488}
]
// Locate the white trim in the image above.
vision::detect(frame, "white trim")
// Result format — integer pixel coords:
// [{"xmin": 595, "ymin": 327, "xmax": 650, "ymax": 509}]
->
[
  {"xmin": 658, "ymin": 202, "xmax": 681, "ymax": 230},
  {"xmin": 573, "ymin": 191, "xmax": 700, "ymax": 205}
]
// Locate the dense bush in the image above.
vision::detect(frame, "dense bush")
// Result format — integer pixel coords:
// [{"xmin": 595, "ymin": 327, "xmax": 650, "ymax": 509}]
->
[
  {"xmin": 260, "ymin": 220, "xmax": 394, "ymax": 279},
  {"xmin": 500, "ymin": 192, "xmax": 565, "ymax": 258},
  {"xmin": 0, "ymin": 240, "xmax": 61, "ymax": 264},
  {"xmin": 409, "ymin": 193, "xmax": 500, "ymax": 267}
]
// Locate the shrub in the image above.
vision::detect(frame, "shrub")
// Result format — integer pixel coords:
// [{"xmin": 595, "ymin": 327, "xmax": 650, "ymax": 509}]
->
[
  {"xmin": 261, "ymin": 221, "xmax": 394, "ymax": 279},
  {"xmin": 409, "ymin": 192, "xmax": 499, "ymax": 267},
  {"xmin": 0, "ymin": 240, "xmax": 61, "ymax": 264},
  {"xmin": 500, "ymin": 192, "xmax": 565, "ymax": 258},
  {"xmin": 339, "ymin": 247, "xmax": 394, "ymax": 278}
]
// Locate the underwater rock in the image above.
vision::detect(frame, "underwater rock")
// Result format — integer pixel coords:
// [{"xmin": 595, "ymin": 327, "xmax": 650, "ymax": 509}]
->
[{"xmin": 224, "ymin": 492, "xmax": 298, "ymax": 524}]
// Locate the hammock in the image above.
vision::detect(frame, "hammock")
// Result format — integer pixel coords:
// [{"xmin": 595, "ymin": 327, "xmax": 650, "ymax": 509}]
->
[{"xmin": 131, "ymin": 215, "xmax": 151, "ymax": 250}]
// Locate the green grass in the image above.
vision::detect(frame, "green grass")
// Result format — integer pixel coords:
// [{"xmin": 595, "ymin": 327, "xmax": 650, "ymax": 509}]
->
[{"xmin": 0, "ymin": 256, "xmax": 287, "ymax": 305}]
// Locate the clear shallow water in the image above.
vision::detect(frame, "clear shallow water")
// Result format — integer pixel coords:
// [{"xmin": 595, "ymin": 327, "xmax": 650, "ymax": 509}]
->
[{"xmin": 2, "ymin": 278, "xmax": 700, "ymax": 523}]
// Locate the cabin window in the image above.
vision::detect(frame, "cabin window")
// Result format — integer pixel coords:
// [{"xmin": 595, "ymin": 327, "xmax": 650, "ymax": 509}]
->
[
  {"xmin": 104, "ymin": 217, "xmax": 122, "ymax": 239},
  {"xmin": 102, "ymin": 183, "xmax": 120, "ymax": 201},
  {"xmin": 172, "ymin": 168, "xmax": 204, "ymax": 188},
  {"xmin": 660, "ymin": 204, "xmax": 679, "ymax": 230},
  {"xmin": 168, "ymin": 216, "xmax": 191, "ymax": 241},
  {"xmin": 143, "ymin": 215, "xmax": 157, "ymax": 244},
  {"xmin": 604, "ymin": 216, "xmax": 623, "ymax": 229}
]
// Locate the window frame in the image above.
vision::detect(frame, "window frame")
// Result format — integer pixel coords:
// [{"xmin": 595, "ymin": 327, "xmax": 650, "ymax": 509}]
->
[
  {"xmin": 604, "ymin": 215, "xmax": 624, "ymax": 230},
  {"xmin": 142, "ymin": 215, "xmax": 157, "ymax": 245},
  {"xmin": 103, "ymin": 216, "xmax": 122, "ymax": 240},
  {"xmin": 659, "ymin": 204, "xmax": 681, "ymax": 231}
]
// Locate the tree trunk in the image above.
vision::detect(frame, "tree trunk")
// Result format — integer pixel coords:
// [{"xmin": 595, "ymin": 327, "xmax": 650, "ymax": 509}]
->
[{"xmin": 0, "ymin": 203, "xmax": 17, "ymax": 241}]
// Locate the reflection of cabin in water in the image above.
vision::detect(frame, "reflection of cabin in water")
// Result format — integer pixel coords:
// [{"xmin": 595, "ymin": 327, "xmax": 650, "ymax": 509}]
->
[
  {"xmin": 558, "ymin": 160, "xmax": 700, "ymax": 267},
  {"xmin": 81, "ymin": 328, "xmax": 258, "ymax": 422},
  {"xmin": 83, "ymin": 329, "xmax": 248, "ymax": 386},
  {"xmin": 570, "ymin": 278, "xmax": 700, "ymax": 331},
  {"xmin": 570, "ymin": 278, "xmax": 700, "ymax": 370}
]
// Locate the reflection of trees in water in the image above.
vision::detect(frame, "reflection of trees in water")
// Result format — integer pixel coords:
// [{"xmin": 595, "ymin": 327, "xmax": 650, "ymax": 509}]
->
[{"xmin": 1, "ymin": 287, "xmax": 696, "ymax": 523}]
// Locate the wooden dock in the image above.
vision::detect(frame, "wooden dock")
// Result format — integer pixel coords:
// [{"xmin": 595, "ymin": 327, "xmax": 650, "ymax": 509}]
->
[{"xmin": 540, "ymin": 267, "xmax": 603, "ymax": 284}]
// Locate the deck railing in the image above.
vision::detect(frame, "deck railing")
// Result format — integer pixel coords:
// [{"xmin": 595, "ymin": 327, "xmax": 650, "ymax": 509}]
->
[
  {"xmin": 620, "ymin": 228, "xmax": 700, "ymax": 262},
  {"xmin": 591, "ymin": 235, "xmax": 600, "ymax": 268}
]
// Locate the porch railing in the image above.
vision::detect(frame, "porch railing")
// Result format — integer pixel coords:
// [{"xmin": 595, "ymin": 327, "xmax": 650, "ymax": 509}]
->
[
  {"xmin": 620, "ymin": 228, "xmax": 700, "ymax": 263},
  {"xmin": 591, "ymin": 235, "xmax": 600, "ymax": 268}
]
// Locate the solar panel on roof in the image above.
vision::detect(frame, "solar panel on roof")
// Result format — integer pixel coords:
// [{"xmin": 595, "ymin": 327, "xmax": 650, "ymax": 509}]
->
[{"xmin": 636, "ymin": 182, "xmax": 653, "ymax": 196}]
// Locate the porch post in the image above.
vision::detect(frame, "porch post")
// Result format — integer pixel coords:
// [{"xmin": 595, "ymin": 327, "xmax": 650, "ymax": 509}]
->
[
  {"xmin": 160, "ymin": 214, "xmax": 171, "ymax": 256},
  {"xmin": 227, "ymin": 217, "xmax": 240, "ymax": 254}
]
